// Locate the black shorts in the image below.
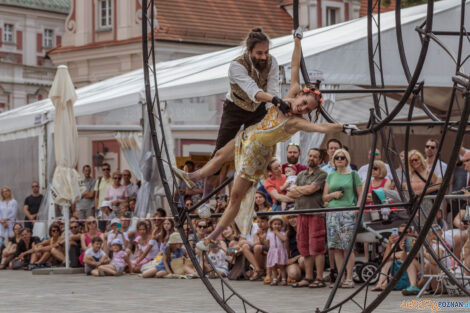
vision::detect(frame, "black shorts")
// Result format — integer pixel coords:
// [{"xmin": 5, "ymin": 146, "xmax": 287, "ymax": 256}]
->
[
  {"xmin": 214, "ymin": 99, "xmax": 267, "ymax": 153},
  {"xmin": 250, "ymin": 244, "xmax": 269, "ymax": 254}
]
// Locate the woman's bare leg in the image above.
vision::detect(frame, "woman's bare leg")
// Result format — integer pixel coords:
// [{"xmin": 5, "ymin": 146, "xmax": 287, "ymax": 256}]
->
[
  {"xmin": 195, "ymin": 176, "xmax": 252, "ymax": 248},
  {"xmin": 207, "ymin": 176, "xmax": 252, "ymax": 239}
]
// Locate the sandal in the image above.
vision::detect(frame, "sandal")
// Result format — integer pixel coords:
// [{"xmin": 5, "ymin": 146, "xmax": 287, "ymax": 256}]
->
[
  {"xmin": 249, "ymin": 270, "xmax": 263, "ymax": 281},
  {"xmin": 287, "ymin": 277, "xmax": 296, "ymax": 284},
  {"xmin": 279, "ymin": 279, "xmax": 287, "ymax": 286},
  {"xmin": 340, "ymin": 279, "xmax": 355, "ymax": 288},
  {"xmin": 263, "ymin": 276, "xmax": 272, "ymax": 285},
  {"xmin": 172, "ymin": 166, "xmax": 196, "ymax": 188},
  {"xmin": 270, "ymin": 278, "xmax": 278, "ymax": 286},
  {"xmin": 309, "ymin": 279, "xmax": 326, "ymax": 288},
  {"xmin": 292, "ymin": 279, "xmax": 312, "ymax": 288},
  {"xmin": 371, "ymin": 286, "xmax": 383, "ymax": 292}
]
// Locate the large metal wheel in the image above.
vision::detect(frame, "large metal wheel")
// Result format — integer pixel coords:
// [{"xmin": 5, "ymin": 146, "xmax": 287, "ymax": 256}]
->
[{"xmin": 141, "ymin": 0, "xmax": 470, "ymax": 312}]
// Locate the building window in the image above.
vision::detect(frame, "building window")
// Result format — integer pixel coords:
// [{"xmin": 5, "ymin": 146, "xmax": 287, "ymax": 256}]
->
[
  {"xmin": 3, "ymin": 24, "xmax": 14, "ymax": 42},
  {"xmin": 326, "ymin": 7, "xmax": 338, "ymax": 26},
  {"xmin": 43, "ymin": 29, "xmax": 53, "ymax": 49},
  {"xmin": 99, "ymin": 0, "xmax": 112, "ymax": 28}
]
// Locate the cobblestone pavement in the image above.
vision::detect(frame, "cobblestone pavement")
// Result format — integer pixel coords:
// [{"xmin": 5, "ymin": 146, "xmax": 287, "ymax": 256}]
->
[{"xmin": 0, "ymin": 271, "xmax": 463, "ymax": 313}]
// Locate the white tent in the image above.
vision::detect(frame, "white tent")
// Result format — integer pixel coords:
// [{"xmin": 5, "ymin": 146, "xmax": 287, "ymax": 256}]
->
[{"xmin": 0, "ymin": 0, "xmax": 466, "ymax": 207}]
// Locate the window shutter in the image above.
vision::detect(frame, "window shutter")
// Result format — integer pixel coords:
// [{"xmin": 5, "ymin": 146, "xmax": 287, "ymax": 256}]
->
[
  {"xmin": 37, "ymin": 33, "xmax": 43, "ymax": 52},
  {"xmin": 16, "ymin": 30, "xmax": 22, "ymax": 50},
  {"xmin": 56, "ymin": 35, "xmax": 62, "ymax": 46},
  {"xmin": 0, "ymin": 29, "xmax": 2, "ymax": 48}
]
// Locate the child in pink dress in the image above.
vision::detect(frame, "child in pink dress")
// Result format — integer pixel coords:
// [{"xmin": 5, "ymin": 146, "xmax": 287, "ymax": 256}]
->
[{"xmin": 266, "ymin": 216, "xmax": 288, "ymax": 286}]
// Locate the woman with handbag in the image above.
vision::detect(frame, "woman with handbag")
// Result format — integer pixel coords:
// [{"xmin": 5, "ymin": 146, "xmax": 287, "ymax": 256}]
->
[{"xmin": 322, "ymin": 149, "xmax": 363, "ymax": 288}]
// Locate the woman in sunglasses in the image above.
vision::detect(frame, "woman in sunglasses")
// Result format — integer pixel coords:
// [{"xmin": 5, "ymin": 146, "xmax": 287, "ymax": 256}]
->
[
  {"xmin": 322, "ymin": 149, "xmax": 363, "ymax": 288},
  {"xmin": 175, "ymin": 34, "xmax": 355, "ymax": 250},
  {"xmin": 404, "ymin": 150, "xmax": 441, "ymax": 196},
  {"xmin": 79, "ymin": 216, "xmax": 104, "ymax": 266}
]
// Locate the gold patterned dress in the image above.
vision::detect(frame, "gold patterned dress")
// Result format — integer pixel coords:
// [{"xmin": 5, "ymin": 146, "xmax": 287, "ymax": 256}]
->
[{"xmin": 234, "ymin": 106, "xmax": 294, "ymax": 234}]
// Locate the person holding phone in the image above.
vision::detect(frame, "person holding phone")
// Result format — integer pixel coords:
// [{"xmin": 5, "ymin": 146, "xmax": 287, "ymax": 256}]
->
[
  {"xmin": 105, "ymin": 218, "xmax": 129, "ymax": 254},
  {"xmin": 322, "ymin": 149, "xmax": 363, "ymax": 288}
]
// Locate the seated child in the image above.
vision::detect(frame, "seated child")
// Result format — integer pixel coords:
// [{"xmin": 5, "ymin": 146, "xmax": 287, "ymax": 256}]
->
[
  {"xmin": 98, "ymin": 239, "xmax": 131, "ymax": 276},
  {"xmin": 142, "ymin": 232, "xmax": 195, "ymax": 278},
  {"xmin": 205, "ymin": 241, "xmax": 229, "ymax": 278},
  {"xmin": 83, "ymin": 237, "xmax": 110, "ymax": 276}
]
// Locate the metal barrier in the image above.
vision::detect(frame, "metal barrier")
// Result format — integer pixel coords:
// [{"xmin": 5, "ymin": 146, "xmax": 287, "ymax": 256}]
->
[{"xmin": 417, "ymin": 193, "xmax": 470, "ymax": 297}]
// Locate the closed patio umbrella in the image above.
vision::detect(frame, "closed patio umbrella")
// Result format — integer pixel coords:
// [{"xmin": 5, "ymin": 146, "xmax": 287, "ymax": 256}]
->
[{"xmin": 49, "ymin": 65, "xmax": 80, "ymax": 268}]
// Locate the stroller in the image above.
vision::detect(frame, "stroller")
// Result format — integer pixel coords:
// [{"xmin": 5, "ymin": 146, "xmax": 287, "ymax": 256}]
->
[{"xmin": 354, "ymin": 188, "xmax": 410, "ymax": 284}]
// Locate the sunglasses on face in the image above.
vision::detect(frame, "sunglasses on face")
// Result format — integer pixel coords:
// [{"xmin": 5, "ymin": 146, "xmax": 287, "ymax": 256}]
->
[
  {"xmin": 334, "ymin": 156, "xmax": 346, "ymax": 161},
  {"xmin": 288, "ymin": 143, "xmax": 300, "ymax": 147},
  {"xmin": 198, "ymin": 225, "xmax": 208, "ymax": 229},
  {"xmin": 87, "ymin": 221, "xmax": 97, "ymax": 225},
  {"xmin": 102, "ymin": 168, "xmax": 110, "ymax": 171},
  {"xmin": 372, "ymin": 167, "xmax": 379, "ymax": 171},
  {"xmin": 51, "ymin": 229, "xmax": 59, "ymax": 233},
  {"xmin": 113, "ymin": 177, "xmax": 121, "ymax": 180},
  {"xmin": 425, "ymin": 145, "xmax": 436, "ymax": 150},
  {"xmin": 411, "ymin": 159, "xmax": 420, "ymax": 163},
  {"xmin": 70, "ymin": 225, "xmax": 79, "ymax": 229}
]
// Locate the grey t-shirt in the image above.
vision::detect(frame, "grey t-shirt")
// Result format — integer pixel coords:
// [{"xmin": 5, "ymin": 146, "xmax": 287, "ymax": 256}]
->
[{"xmin": 78, "ymin": 177, "xmax": 96, "ymax": 211}]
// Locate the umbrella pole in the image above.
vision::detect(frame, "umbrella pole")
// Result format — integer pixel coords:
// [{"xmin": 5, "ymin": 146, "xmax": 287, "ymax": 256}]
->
[{"xmin": 63, "ymin": 204, "xmax": 70, "ymax": 269}]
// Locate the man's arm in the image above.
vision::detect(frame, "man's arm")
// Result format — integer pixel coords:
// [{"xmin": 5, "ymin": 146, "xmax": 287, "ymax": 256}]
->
[
  {"xmin": 229, "ymin": 62, "xmax": 279, "ymax": 105},
  {"xmin": 23, "ymin": 204, "xmax": 32, "ymax": 220},
  {"xmin": 287, "ymin": 182, "xmax": 321, "ymax": 199}
]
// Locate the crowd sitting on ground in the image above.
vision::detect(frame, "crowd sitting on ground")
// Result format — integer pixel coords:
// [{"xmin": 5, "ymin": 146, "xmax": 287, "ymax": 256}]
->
[{"xmin": 1, "ymin": 138, "xmax": 470, "ymax": 297}]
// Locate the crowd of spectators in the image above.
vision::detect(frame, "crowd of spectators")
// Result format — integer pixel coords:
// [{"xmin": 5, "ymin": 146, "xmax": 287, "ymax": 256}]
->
[{"xmin": 0, "ymin": 139, "xmax": 469, "ymax": 297}]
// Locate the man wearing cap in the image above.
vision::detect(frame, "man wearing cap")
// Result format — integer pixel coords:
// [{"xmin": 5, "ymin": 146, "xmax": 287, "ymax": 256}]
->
[
  {"xmin": 287, "ymin": 148, "xmax": 327, "ymax": 288},
  {"xmin": 282, "ymin": 143, "xmax": 307, "ymax": 175}
]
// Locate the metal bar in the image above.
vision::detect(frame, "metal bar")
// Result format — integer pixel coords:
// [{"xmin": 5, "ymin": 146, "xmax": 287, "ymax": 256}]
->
[
  {"xmin": 387, "ymin": 121, "xmax": 470, "ymax": 126},
  {"xmin": 189, "ymin": 202, "xmax": 411, "ymax": 218},
  {"xmin": 77, "ymin": 125, "xmax": 142, "ymax": 131},
  {"xmin": 319, "ymin": 88, "xmax": 408, "ymax": 94},
  {"xmin": 432, "ymin": 31, "xmax": 465, "ymax": 36}
]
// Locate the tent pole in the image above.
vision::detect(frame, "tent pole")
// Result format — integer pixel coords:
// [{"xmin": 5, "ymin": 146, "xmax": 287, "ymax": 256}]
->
[{"xmin": 63, "ymin": 204, "xmax": 70, "ymax": 269}]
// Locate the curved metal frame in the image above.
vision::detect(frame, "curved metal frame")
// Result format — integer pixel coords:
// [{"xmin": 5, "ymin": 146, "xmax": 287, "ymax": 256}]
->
[{"xmin": 141, "ymin": 0, "xmax": 470, "ymax": 312}]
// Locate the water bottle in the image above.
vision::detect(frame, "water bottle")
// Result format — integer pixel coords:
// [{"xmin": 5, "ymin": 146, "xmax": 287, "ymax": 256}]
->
[{"xmin": 381, "ymin": 199, "xmax": 391, "ymax": 221}]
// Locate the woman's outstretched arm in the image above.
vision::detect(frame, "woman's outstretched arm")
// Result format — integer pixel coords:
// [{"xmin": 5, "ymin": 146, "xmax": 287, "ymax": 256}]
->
[
  {"xmin": 285, "ymin": 38, "xmax": 302, "ymax": 99},
  {"xmin": 285, "ymin": 117, "xmax": 343, "ymax": 134}
]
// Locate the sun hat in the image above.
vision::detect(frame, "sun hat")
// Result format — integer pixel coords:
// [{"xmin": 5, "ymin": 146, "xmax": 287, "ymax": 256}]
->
[
  {"xmin": 100, "ymin": 200, "xmax": 112, "ymax": 208},
  {"xmin": 111, "ymin": 238, "xmax": 123, "ymax": 247},
  {"xmin": 168, "ymin": 232, "xmax": 183, "ymax": 244},
  {"xmin": 269, "ymin": 215, "xmax": 284, "ymax": 227},
  {"xmin": 110, "ymin": 218, "xmax": 120, "ymax": 226}
]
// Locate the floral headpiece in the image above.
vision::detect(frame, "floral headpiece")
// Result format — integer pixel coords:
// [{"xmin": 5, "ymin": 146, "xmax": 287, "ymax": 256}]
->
[{"xmin": 303, "ymin": 88, "xmax": 323, "ymax": 104}]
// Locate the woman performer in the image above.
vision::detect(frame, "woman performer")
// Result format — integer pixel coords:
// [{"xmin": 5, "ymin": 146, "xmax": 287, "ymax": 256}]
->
[{"xmin": 174, "ymin": 30, "xmax": 358, "ymax": 250}]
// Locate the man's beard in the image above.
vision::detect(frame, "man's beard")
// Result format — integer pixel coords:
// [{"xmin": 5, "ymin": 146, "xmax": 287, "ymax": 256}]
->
[
  {"xmin": 251, "ymin": 56, "xmax": 267, "ymax": 71},
  {"xmin": 287, "ymin": 156, "xmax": 299, "ymax": 165},
  {"xmin": 309, "ymin": 160, "xmax": 317, "ymax": 168}
]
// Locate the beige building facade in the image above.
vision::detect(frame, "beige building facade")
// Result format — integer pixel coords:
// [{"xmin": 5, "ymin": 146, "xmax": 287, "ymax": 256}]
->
[
  {"xmin": 48, "ymin": 0, "xmax": 230, "ymax": 87},
  {"xmin": 0, "ymin": 0, "xmax": 68, "ymax": 111}
]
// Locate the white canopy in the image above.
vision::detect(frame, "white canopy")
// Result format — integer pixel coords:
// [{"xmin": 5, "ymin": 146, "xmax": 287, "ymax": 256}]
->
[{"xmin": 0, "ymin": 0, "xmax": 466, "ymax": 136}]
